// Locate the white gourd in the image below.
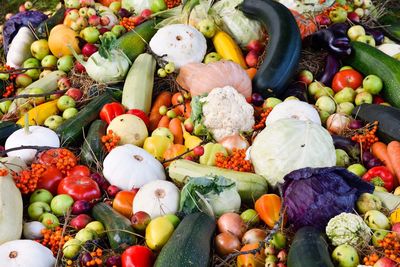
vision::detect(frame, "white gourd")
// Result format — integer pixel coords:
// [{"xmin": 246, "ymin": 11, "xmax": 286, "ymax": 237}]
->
[{"xmin": 6, "ymin": 27, "xmax": 35, "ymax": 68}]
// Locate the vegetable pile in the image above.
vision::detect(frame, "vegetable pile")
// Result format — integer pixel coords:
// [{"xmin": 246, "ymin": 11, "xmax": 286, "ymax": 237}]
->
[{"xmin": 1, "ymin": 0, "xmax": 400, "ymax": 266}]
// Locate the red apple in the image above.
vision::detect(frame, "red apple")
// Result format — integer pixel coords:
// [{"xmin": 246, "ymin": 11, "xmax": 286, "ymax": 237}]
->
[
  {"xmin": 130, "ymin": 211, "xmax": 151, "ymax": 231},
  {"xmin": 140, "ymin": 9, "xmax": 152, "ymax": 19},
  {"xmin": 70, "ymin": 214, "xmax": 92, "ymax": 230},
  {"xmin": 373, "ymin": 257, "xmax": 397, "ymax": 267},
  {"xmin": 132, "ymin": 16, "xmax": 145, "ymax": 26},
  {"xmin": 19, "ymin": 4, "xmax": 26, "ymax": 12},
  {"xmin": 246, "ymin": 40, "xmax": 263, "ymax": 54},
  {"xmin": 392, "ymin": 223, "xmax": 400, "ymax": 236},
  {"xmin": 82, "ymin": 43, "xmax": 98, "ymax": 57},
  {"xmin": 66, "ymin": 88, "xmax": 83, "ymax": 101},
  {"xmin": 72, "ymin": 200, "xmax": 91, "ymax": 215},
  {"xmin": 74, "ymin": 61, "xmax": 86, "ymax": 73},
  {"xmin": 347, "ymin": 12, "xmax": 360, "ymax": 23},
  {"xmin": 184, "ymin": 118, "xmax": 194, "ymax": 133},
  {"xmin": 64, "ymin": 8, "xmax": 74, "ymax": 17},
  {"xmin": 100, "ymin": 16, "xmax": 110, "ymax": 26},
  {"xmin": 245, "ymin": 51, "xmax": 258, "ymax": 68},
  {"xmin": 99, "ymin": 27, "xmax": 109, "ymax": 35},
  {"xmin": 315, "ymin": 14, "xmax": 331, "ymax": 26},
  {"xmin": 107, "ymin": 185, "xmax": 120, "ymax": 197},
  {"xmin": 88, "ymin": 15, "xmax": 100, "ymax": 26},
  {"xmin": 297, "ymin": 70, "xmax": 314, "ymax": 85},
  {"xmin": 58, "ymin": 77, "xmax": 71, "ymax": 90}
]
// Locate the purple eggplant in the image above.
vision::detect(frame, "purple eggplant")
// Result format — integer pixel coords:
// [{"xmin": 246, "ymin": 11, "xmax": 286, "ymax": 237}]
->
[
  {"xmin": 365, "ymin": 158, "xmax": 383, "ymax": 169},
  {"xmin": 318, "ymin": 54, "xmax": 341, "ymax": 86},
  {"xmin": 365, "ymin": 28, "xmax": 385, "ymax": 45},
  {"xmin": 305, "ymin": 29, "xmax": 352, "ymax": 57},
  {"xmin": 332, "ymin": 135, "xmax": 361, "ymax": 161},
  {"xmin": 282, "ymin": 81, "xmax": 308, "ymax": 102},
  {"xmin": 329, "ymin": 23, "xmax": 350, "ymax": 37}
]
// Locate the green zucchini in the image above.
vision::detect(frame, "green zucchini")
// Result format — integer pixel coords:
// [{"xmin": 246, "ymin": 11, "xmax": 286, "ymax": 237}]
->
[
  {"xmin": 154, "ymin": 213, "xmax": 215, "ymax": 267},
  {"xmin": 0, "ymin": 121, "xmax": 21, "ymax": 145},
  {"xmin": 122, "ymin": 53, "xmax": 156, "ymax": 113},
  {"xmin": 344, "ymin": 41, "xmax": 400, "ymax": 108},
  {"xmin": 80, "ymin": 120, "xmax": 107, "ymax": 168},
  {"xmin": 92, "ymin": 202, "xmax": 137, "ymax": 252},
  {"xmin": 56, "ymin": 91, "xmax": 116, "ymax": 146},
  {"xmin": 36, "ymin": 6, "xmax": 66, "ymax": 39},
  {"xmin": 287, "ymin": 226, "xmax": 334, "ymax": 267},
  {"xmin": 111, "ymin": 19, "xmax": 158, "ymax": 62},
  {"xmin": 240, "ymin": 0, "xmax": 301, "ymax": 98},
  {"xmin": 352, "ymin": 104, "xmax": 400, "ymax": 143},
  {"xmin": 168, "ymin": 159, "xmax": 268, "ymax": 204}
]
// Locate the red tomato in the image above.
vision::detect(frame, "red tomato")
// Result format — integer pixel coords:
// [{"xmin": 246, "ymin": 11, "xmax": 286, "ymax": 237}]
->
[
  {"xmin": 122, "ymin": 246, "xmax": 154, "ymax": 267},
  {"xmin": 57, "ymin": 175, "xmax": 101, "ymax": 202},
  {"xmin": 126, "ymin": 109, "xmax": 150, "ymax": 129},
  {"xmin": 36, "ymin": 166, "xmax": 64, "ymax": 195},
  {"xmin": 67, "ymin": 165, "xmax": 91, "ymax": 177},
  {"xmin": 37, "ymin": 148, "xmax": 77, "ymax": 166},
  {"xmin": 332, "ymin": 69, "xmax": 363, "ymax": 92}
]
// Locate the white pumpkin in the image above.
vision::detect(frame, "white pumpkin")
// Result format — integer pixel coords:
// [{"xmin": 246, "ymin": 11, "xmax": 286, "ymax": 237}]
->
[
  {"xmin": 5, "ymin": 126, "xmax": 60, "ymax": 164},
  {"xmin": 107, "ymin": 114, "xmax": 148, "ymax": 147},
  {"xmin": 0, "ymin": 157, "xmax": 25, "ymax": 245},
  {"xmin": 0, "ymin": 240, "xmax": 55, "ymax": 267},
  {"xmin": 149, "ymin": 24, "xmax": 207, "ymax": 69},
  {"xmin": 133, "ymin": 180, "xmax": 180, "ymax": 219},
  {"xmin": 378, "ymin": 43, "xmax": 400, "ymax": 57},
  {"xmin": 103, "ymin": 144, "xmax": 166, "ymax": 190},
  {"xmin": 266, "ymin": 100, "xmax": 321, "ymax": 126}
]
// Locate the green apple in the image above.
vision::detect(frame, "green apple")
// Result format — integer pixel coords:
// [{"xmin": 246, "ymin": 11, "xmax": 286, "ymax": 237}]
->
[
  {"xmin": 41, "ymin": 55, "xmax": 58, "ymax": 68},
  {"xmin": 347, "ymin": 163, "xmax": 367, "ymax": 177},
  {"xmin": 28, "ymin": 201, "xmax": 51, "ymax": 220},
  {"xmin": 308, "ymin": 81, "xmax": 324, "ymax": 96},
  {"xmin": 62, "ymin": 107, "xmax": 79, "ymax": 120},
  {"xmin": 25, "ymin": 69, "xmax": 41, "ymax": 80},
  {"xmin": 151, "ymin": 127, "xmax": 174, "ymax": 142},
  {"xmin": 39, "ymin": 213, "xmax": 60, "ymax": 229},
  {"xmin": 362, "ymin": 0, "xmax": 372, "ymax": 9},
  {"xmin": 270, "ymin": 232, "xmax": 286, "ymax": 250},
  {"xmin": 164, "ymin": 62, "xmax": 175, "ymax": 74},
  {"xmin": 355, "ymin": 87, "xmax": 364, "ymax": 94},
  {"xmin": 24, "ymin": 1, "xmax": 33, "ymax": 9},
  {"xmin": 316, "ymin": 96, "xmax": 336, "ymax": 114},
  {"xmin": 355, "ymin": 92, "xmax": 373, "ymax": 105},
  {"xmin": 50, "ymin": 194, "xmax": 74, "ymax": 216},
  {"xmin": 340, "ymin": 66, "xmax": 353, "ymax": 71},
  {"xmin": 57, "ymin": 55, "xmax": 74, "ymax": 72},
  {"xmin": 87, "ymin": 8, "xmax": 96, "ymax": 17},
  {"xmin": 284, "ymin": 96, "xmax": 299, "ymax": 101},
  {"xmin": 80, "ymin": 26, "xmax": 100, "ymax": 43},
  {"xmin": 372, "ymin": 229, "xmax": 389, "ymax": 247},
  {"xmin": 197, "ymin": 18, "xmax": 217, "ymax": 38},
  {"xmin": 331, "ymin": 244, "xmax": 359, "ymax": 267},
  {"xmin": 336, "ymin": 149, "xmax": 350, "ymax": 167},
  {"xmin": 0, "ymin": 73, "xmax": 9, "ymax": 80},
  {"xmin": 79, "ymin": 7, "xmax": 88, "ymax": 17},
  {"xmin": 164, "ymin": 214, "xmax": 180, "ymax": 228},
  {"xmin": 354, "ymin": 7, "xmax": 364, "ymax": 18},
  {"xmin": 44, "ymin": 115, "xmax": 64, "ymax": 130},
  {"xmin": 109, "ymin": 1, "xmax": 122, "ymax": 13},
  {"xmin": 203, "ymin": 52, "xmax": 222, "ymax": 64},
  {"xmin": 31, "ymin": 39, "xmax": 50, "ymax": 60},
  {"xmin": 62, "ymin": 238, "xmax": 82, "ymax": 259},
  {"xmin": 363, "ymin": 75, "xmax": 383, "ymax": 95},
  {"xmin": 75, "ymin": 228, "xmax": 97, "ymax": 243},
  {"xmin": 23, "ymin": 58, "xmax": 40, "ymax": 68},
  {"xmin": 57, "ymin": 95, "xmax": 76, "ymax": 111},
  {"xmin": 0, "ymin": 100, "xmax": 12, "ymax": 114},
  {"xmin": 30, "ymin": 189, "xmax": 53, "ymax": 204},
  {"xmin": 314, "ymin": 86, "xmax": 334, "ymax": 99},
  {"xmin": 29, "ymin": 88, "xmax": 46, "ymax": 105},
  {"xmin": 356, "ymin": 193, "xmax": 382, "ymax": 214},
  {"xmin": 334, "ymin": 87, "xmax": 356, "ymax": 103},
  {"xmin": 353, "ymin": 0, "xmax": 364, "ymax": 7},
  {"xmin": 329, "ymin": 7, "xmax": 348, "ymax": 23},
  {"xmin": 263, "ymin": 97, "xmax": 282, "ymax": 109},
  {"xmin": 150, "ymin": 0, "xmax": 167, "ymax": 13},
  {"xmin": 364, "ymin": 210, "xmax": 390, "ymax": 230},
  {"xmin": 111, "ymin": 25, "xmax": 126, "ymax": 38},
  {"xmin": 347, "ymin": 25, "xmax": 365, "ymax": 41},
  {"xmin": 319, "ymin": 110, "xmax": 331, "ymax": 124},
  {"xmin": 336, "ymin": 102, "xmax": 355, "ymax": 115},
  {"xmin": 240, "ymin": 209, "xmax": 260, "ymax": 226},
  {"xmin": 65, "ymin": 0, "xmax": 80, "ymax": 9},
  {"xmin": 85, "ymin": 221, "xmax": 105, "ymax": 236},
  {"xmin": 356, "ymin": 35, "xmax": 376, "ymax": 46}
]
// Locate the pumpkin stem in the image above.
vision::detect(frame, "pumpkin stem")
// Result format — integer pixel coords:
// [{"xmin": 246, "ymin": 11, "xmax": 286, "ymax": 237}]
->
[{"xmin": 23, "ymin": 113, "xmax": 31, "ymax": 135}]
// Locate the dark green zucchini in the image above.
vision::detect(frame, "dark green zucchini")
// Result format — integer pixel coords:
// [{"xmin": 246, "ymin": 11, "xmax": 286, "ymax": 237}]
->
[
  {"xmin": 240, "ymin": 0, "xmax": 302, "ymax": 98},
  {"xmin": 0, "ymin": 121, "xmax": 21, "ymax": 145},
  {"xmin": 154, "ymin": 213, "xmax": 215, "ymax": 267},
  {"xmin": 80, "ymin": 120, "xmax": 107, "ymax": 167},
  {"xmin": 287, "ymin": 226, "xmax": 334, "ymax": 267},
  {"xmin": 35, "ymin": 6, "xmax": 66, "ymax": 39},
  {"xmin": 352, "ymin": 104, "xmax": 400, "ymax": 143},
  {"xmin": 56, "ymin": 91, "xmax": 116, "ymax": 146},
  {"xmin": 92, "ymin": 202, "xmax": 137, "ymax": 252}
]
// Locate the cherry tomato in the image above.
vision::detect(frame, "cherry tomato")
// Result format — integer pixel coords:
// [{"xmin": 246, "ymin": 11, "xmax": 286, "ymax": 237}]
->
[
  {"xmin": 36, "ymin": 166, "xmax": 64, "ymax": 195},
  {"xmin": 332, "ymin": 69, "xmax": 363, "ymax": 92},
  {"xmin": 121, "ymin": 246, "xmax": 154, "ymax": 267},
  {"xmin": 126, "ymin": 109, "xmax": 150, "ymax": 129},
  {"xmin": 57, "ymin": 175, "xmax": 101, "ymax": 202},
  {"xmin": 67, "ymin": 165, "xmax": 91, "ymax": 177},
  {"xmin": 112, "ymin": 190, "xmax": 137, "ymax": 218}
]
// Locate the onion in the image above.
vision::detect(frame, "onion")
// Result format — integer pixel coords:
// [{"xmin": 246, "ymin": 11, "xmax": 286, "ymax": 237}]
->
[
  {"xmin": 23, "ymin": 221, "xmax": 46, "ymax": 239},
  {"xmin": 219, "ymin": 134, "xmax": 250, "ymax": 154},
  {"xmin": 217, "ymin": 213, "xmax": 247, "ymax": 239},
  {"xmin": 326, "ymin": 113, "xmax": 350, "ymax": 134},
  {"xmin": 252, "ymin": 93, "xmax": 264, "ymax": 106},
  {"xmin": 242, "ymin": 228, "xmax": 267, "ymax": 244},
  {"xmin": 215, "ymin": 232, "xmax": 241, "ymax": 257},
  {"xmin": 348, "ymin": 119, "xmax": 363, "ymax": 130}
]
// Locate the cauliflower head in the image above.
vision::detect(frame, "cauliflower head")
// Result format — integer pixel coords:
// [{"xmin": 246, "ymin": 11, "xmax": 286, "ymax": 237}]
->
[
  {"xmin": 200, "ymin": 86, "xmax": 254, "ymax": 142},
  {"xmin": 326, "ymin": 212, "xmax": 371, "ymax": 247}
]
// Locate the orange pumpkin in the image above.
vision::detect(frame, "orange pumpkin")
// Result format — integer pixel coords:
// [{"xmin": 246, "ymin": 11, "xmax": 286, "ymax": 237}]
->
[
  {"xmin": 254, "ymin": 194, "xmax": 281, "ymax": 228},
  {"xmin": 237, "ymin": 243, "xmax": 265, "ymax": 267},
  {"xmin": 163, "ymin": 144, "xmax": 187, "ymax": 167},
  {"xmin": 48, "ymin": 25, "xmax": 80, "ymax": 58},
  {"xmin": 290, "ymin": 10, "xmax": 318, "ymax": 39},
  {"xmin": 112, "ymin": 190, "xmax": 137, "ymax": 218},
  {"xmin": 99, "ymin": 0, "xmax": 119, "ymax": 7}
]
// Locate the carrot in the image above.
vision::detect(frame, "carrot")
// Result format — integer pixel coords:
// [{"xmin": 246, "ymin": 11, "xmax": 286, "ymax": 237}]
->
[
  {"xmin": 388, "ymin": 141, "xmax": 400, "ymax": 183},
  {"xmin": 371, "ymin": 142, "xmax": 395, "ymax": 175},
  {"xmin": 169, "ymin": 118, "xmax": 184, "ymax": 144},
  {"xmin": 149, "ymin": 91, "xmax": 172, "ymax": 131},
  {"xmin": 246, "ymin": 67, "xmax": 257, "ymax": 80},
  {"xmin": 157, "ymin": 115, "xmax": 171, "ymax": 128},
  {"xmin": 183, "ymin": 102, "xmax": 191, "ymax": 119}
]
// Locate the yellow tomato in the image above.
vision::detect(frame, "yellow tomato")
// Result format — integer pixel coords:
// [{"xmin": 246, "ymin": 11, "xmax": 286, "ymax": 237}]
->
[
  {"xmin": 145, "ymin": 216, "xmax": 175, "ymax": 250},
  {"xmin": 143, "ymin": 136, "xmax": 172, "ymax": 160}
]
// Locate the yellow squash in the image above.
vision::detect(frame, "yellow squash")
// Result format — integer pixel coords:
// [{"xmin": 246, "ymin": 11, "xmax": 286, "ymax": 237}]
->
[
  {"xmin": 16, "ymin": 100, "xmax": 59, "ymax": 126},
  {"xmin": 212, "ymin": 31, "xmax": 247, "ymax": 69},
  {"xmin": 145, "ymin": 216, "xmax": 175, "ymax": 251}
]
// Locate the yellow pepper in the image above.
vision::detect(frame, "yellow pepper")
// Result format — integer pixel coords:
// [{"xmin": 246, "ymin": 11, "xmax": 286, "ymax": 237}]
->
[
  {"xmin": 182, "ymin": 125, "xmax": 202, "ymax": 150},
  {"xmin": 16, "ymin": 100, "xmax": 59, "ymax": 126},
  {"xmin": 199, "ymin": 143, "xmax": 228, "ymax": 166},
  {"xmin": 390, "ymin": 208, "xmax": 400, "ymax": 224},
  {"xmin": 143, "ymin": 135, "xmax": 173, "ymax": 161}
]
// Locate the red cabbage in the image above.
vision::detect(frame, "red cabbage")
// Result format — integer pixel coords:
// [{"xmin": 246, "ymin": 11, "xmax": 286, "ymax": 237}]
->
[
  {"xmin": 3, "ymin": 11, "xmax": 48, "ymax": 54},
  {"xmin": 282, "ymin": 167, "xmax": 374, "ymax": 230}
]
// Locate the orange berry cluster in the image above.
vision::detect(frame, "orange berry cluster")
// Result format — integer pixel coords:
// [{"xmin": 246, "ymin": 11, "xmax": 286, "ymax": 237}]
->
[
  {"xmin": 253, "ymin": 107, "xmax": 273, "ymax": 131},
  {"xmin": 363, "ymin": 253, "xmax": 379, "ymax": 266},
  {"xmin": 165, "ymin": 0, "xmax": 181, "ymax": 9},
  {"xmin": 12, "ymin": 164, "xmax": 45, "ymax": 194},
  {"xmin": 3, "ymin": 83, "xmax": 15, "ymax": 97},
  {"xmin": 102, "ymin": 130, "xmax": 121, "ymax": 152},
  {"xmin": 86, "ymin": 248, "xmax": 104, "ymax": 266},
  {"xmin": 377, "ymin": 232, "xmax": 400, "ymax": 262},
  {"xmin": 55, "ymin": 149, "xmax": 78, "ymax": 174},
  {"xmin": 0, "ymin": 168, "xmax": 9, "ymax": 176},
  {"xmin": 351, "ymin": 121, "xmax": 379, "ymax": 150},
  {"xmin": 1, "ymin": 65, "xmax": 17, "ymax": 97},
  {"xmin": 120, "ymin": 17, "xmax": 136, "ymax": 31},
  {"xmin": 215, "ymin": 148, "xmax": 254, "ymax": 172},
  {"xmin": 40, "ymin": 227, "xmax": 72, "ymax": 255}
]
